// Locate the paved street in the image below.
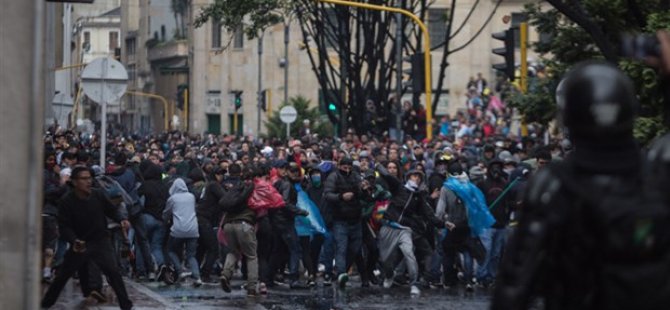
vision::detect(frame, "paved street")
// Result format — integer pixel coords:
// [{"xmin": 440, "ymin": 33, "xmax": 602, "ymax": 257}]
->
[{"xmin": 50, "ymin": 276, "xmax": 491, "ymax": 309}]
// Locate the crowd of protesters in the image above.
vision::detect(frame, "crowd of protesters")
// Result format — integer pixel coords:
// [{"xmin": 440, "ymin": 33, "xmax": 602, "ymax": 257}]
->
[{"xmin": 39, "ymin": 76, "xmax": 566, "ymax": 308}]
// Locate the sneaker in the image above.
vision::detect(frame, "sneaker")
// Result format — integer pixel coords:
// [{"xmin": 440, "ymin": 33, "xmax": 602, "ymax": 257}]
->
[
  {"xmin": 383, "ymin": 278, "xmax": 393, "ymax": 289},
  {"xmin": 148, "ymin": 272, "xmax": 156, "ymax": 281},
  {"xmin": 337, "ymin": 273, "xmax": 349, "ymax": 289},
  {"xmin": 323, "ymin": 274, "xmax": 332, "ymax": 287},
  {"xmin": 361, "ymin": 280, "xmax": 370, "ymax": 288},
  {"xmin": 259, "ymin": 282, "xmax": 268, "ymax": 295},
  {"xmin": 428, "ymin": 280, "xmax": 443, "ymax": 289},
  {"xmin": 465, "ymin": 283, "xmax": 474, "ymax": 292},
  {"xmin": 307, "ymin": 276, "xmax": 316, "ymax": 287},
  {"xmin": 410, "ymin": 285, "xmax": 421, "ymax": 296},
  {"xmin": 290, "ymin": 281, "xmax": 308, "ymax": 289},
  {"xmin": 193, "ymin": 278, "xmax": 203, "ymax": 287},
  {"xmin": 156, "ymin": 265, "xmax": 167, "ymax": 282},
  {"xmin": 89, "ymin": 290, "xmax": 107, "ymax": 303},
  {"xmin": 220, "ymin": 275, "xmax": 232, "ymax": 293}
]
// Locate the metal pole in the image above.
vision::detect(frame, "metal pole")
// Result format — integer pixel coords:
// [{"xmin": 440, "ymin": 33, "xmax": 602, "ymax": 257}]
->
[
  {"xmin": 284, "ymin": 23, "xmax": 289, "ymax": 105},
  {"xmin": 395, "ymin": 12, "xmax": 403, "ymax": 141},
  {"xmin": 100, "ymin": 58, "xmax": 108, "ymax": 168},
  {"xmin": 520, "ymin": 22, "xmax": 529, "ymax": 137},
  {"xmin": 257, "ymin": 33, "xmax": 263, "ymax": 135},
  {"xmin": 287, "ymin": 123, "xmax": 290, "ymax": 140},
  {"xmin": 101, "ymin": 101, "xmax": 107, "ymax": 167}
]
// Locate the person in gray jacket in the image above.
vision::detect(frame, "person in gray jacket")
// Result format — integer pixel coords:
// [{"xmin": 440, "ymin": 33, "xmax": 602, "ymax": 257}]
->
[{"xmin": 163, "ymin": 178, "xmax": 201, "ymax": 286}]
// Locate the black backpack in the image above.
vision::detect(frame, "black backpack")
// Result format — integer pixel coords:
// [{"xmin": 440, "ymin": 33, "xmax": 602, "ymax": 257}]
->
[{"xmin": 443, "ymin": 188, "xmax": 468, "ymax": 228}]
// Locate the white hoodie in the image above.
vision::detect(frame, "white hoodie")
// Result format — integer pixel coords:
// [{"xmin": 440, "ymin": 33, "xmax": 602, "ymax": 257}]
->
[{"xmin": 163, "ymin": 178, "xmax": 199, "ymax": 238}]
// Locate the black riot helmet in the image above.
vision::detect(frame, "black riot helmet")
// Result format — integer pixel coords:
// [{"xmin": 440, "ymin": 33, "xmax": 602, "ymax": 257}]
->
[{"xmin": 559, "ymin": 61, "xmax": 638, "ymax": 147}]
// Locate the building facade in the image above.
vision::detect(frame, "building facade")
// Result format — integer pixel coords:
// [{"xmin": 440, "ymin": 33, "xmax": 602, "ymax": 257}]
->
[{"xmin": 120, "ymin": 0, "xmax": 537, "ymax": 136}]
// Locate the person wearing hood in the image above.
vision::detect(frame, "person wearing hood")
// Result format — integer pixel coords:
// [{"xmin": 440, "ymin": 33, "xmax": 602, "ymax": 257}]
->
[
  {"xmin": 376, "ymin": 165, "xmax": 446, "ymax": 296},
  {"xmin": 137, "ymin": 162, "xmax": 169, "ymax": 282},
  {"xmin": 268, "ymin": 162, "xmax": 310, "ymax": 289},
  {"xmin": 475, "ymin": 159, "xmax": 512, "ymax": 287},
  {"xmin": 436, "ymin": 162, "xmax": 494, "ymax": 290},
  {"xmin": 163, "ymin": 178, "xmax": 201, "ymax": 286}
]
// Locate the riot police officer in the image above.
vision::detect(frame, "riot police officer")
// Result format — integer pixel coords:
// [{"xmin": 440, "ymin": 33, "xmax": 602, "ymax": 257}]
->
[{"xmin": 492, "ymin": 61, "xmax": 670, "ymax": 310}]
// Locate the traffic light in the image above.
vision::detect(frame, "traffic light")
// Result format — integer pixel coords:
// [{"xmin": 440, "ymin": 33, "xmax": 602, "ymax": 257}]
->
[
  {"xmin": 402, "ymin": 53, "xmax": 426, "ymax": 92},
  {"xmin": 176, "ymin": 84, "xmax": 188, "ymax": 110},
  {"xmin": 492, "ymin": 28, "xmax": 516, "ymax": 81},
  {"xmin": 328, "ymin": 102, "xmax": 337, "ymax": 112},
  {"xmin": 234, "ymin": 91, "xmax": 243, "ymax": 110}
]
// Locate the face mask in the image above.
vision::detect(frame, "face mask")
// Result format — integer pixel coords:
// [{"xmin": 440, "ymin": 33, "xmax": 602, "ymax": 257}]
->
[
  {"xmin": 311, "ymin": 175, "xmax": 321, "ymax": 187},
  {"xmin": 405, "ymin": 180, "xmax": 419, "ymax": 191},
  {"xmin": 340, "ymin": 168, "xmax": 351, "ymax": 177},
  {"xmin": 504, "ymin": 167, "xmax": 514, "ymax": 175}
]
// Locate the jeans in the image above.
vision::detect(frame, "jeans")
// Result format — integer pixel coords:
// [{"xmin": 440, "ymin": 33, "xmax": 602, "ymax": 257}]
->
[
  {"xmin": 476, "ymin": 227, "xmax": 507, "ymax": 283},
  {"xmin": 332, "ymin": 221, "xmax": 363, "ymax": 276},
  {"xmin": 167, "ymin": 237, "xmax": 200, "ymax": 279},
  {"xmin": 269, "ymin": 226, "xmax": 301, "ymax": 281},
  {"xmin": 130, "ymin": 215, "xmax": 153, "ymax": 275},
  {"xmin": 141, "ymin": 213, "xmax": 166, "ymax": 267},
  {"xmin": 319, "ymin": 232, "xmax": 335, "ymax": 275}
]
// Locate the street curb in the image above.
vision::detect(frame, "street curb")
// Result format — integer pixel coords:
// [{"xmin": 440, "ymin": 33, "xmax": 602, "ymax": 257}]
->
[{"xmin": 124, "ymin": 279, "xmax": 180, "ymax": 309}]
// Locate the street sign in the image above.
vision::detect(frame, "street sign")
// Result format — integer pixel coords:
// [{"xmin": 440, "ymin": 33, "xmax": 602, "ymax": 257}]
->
[
  {"xmin": 80, "ymin": 57, "xmax": 128, "ymax": 169},
  {"xmin": 279, "ymin": 106, "xmax": 298, "ymax": 124},
  {"xmin": 81, "ymin": 57, "xmax": 128, "ymax": 105},
  {"xmin": 279, "ymin": 105, "xmax": 298, "ymax": 138}
]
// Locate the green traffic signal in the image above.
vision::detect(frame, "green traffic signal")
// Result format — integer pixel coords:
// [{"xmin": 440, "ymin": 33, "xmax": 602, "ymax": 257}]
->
[{"xmin": 328, "ymin": 103, "xmax": 337, "ymax": 111}]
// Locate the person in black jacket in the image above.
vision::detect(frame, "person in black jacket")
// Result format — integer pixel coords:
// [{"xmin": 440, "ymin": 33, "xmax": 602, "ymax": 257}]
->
[
  {"xmin": 324, "ymin": 157, "xmax": 369, "ymax": 288},
  {"xmin": 41, "ymin": 167, "xmax": 133, "ymax": 310},
  {"xmin": 218, "ymin": 164, "xmax": 257, "ymax": 296},
  {"xmin": 475, "ymin": 159, "xmax": 511, "ymax": 286},
  {"xmin": 377, "ymin": 166, "xmax": 445, "ymax": 296},
  {"xmin": 196, "ymin": 167, "xmax": 226, "ymax": 283},
  {"xmin": 137, "ymin": 162, "xmax": 169, "ymax": 281},
  {"xmin": 268, "ymin": 161, "xmax": 309, "ymax": 289}
]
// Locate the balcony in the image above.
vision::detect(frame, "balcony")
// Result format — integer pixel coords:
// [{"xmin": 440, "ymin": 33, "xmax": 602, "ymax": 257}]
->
[{"xmin": 148, "ymin": 40, "xmax": 188, "ymax": 62}]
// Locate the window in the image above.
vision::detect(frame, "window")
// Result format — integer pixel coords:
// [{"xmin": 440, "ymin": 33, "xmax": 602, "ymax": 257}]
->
[
  {"xmin": 428, "ymin": 8, "xmax": 447, "ymax": 49},
  {"xmin": 109, "ymin": 31, "xmax": 119, "ymax": 51},
  {"xmin": 83, "ymin": 31, "xmax": 90, "ymax": 51},
  {"xmin": 127, "ymin": 64, "xmax": 136, "ymax": 81},
  {"xmin": 212, "ymin": 20, "xmax": 222, "ymax": 48},
  {"xmin": 125, "ymin": 37, "xmax": 136, "ymax": 55},
  {"xmin": 233, "ymin": 26, "xmax": 244, "ymax": 49}
]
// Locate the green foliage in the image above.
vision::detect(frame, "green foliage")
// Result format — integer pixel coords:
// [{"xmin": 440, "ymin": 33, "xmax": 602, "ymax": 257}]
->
[
  {"xmin": 509, "ymin": 1, "xmax": 670, "ymax": 145},
  {"xmin": 264, "ymin": 96, "xmax": 334, "ymax": 141},
  {"xmin": 194, "ymin": 0, "xmax": 292, "ymax": 42}
]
